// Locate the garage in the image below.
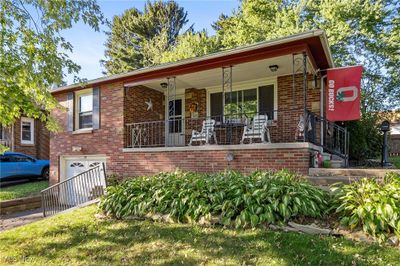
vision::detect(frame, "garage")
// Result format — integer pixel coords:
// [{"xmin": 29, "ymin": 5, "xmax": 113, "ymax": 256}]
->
[
  {"xmin": 60, "ymin": 155, "xmax": 107, "ymax": 206},
  {"xmin": 62, "ymin": 156, "xmax": 107, "ymax": 181}
]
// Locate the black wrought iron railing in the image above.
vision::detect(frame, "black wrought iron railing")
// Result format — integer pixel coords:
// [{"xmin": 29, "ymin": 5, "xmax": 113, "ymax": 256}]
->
[
  {"xmin": 124, "ymin": 108, "xmax": 349, "ymax": 164},
  {"xmin": 41, "ymin": 163, "xmax": 107, "ymax": 217},
  {"xmin": 306, "ymin": 111, "xmax": 349, "ymax": 164},
  {"xmin": 126, "ymin": 111, "xmax": 279, "ymax": 148}
]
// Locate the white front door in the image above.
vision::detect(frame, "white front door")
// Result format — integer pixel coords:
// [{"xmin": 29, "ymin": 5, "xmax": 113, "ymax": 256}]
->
[{"xmin": 166, "ymin": 97, "xmax": 185, "ymax": 146}]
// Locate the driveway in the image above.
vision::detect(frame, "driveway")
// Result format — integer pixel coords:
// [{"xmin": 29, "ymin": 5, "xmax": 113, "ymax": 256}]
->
[{"xmin": 0, "ymin": 208, "xmax": 44, "ymax": 232}]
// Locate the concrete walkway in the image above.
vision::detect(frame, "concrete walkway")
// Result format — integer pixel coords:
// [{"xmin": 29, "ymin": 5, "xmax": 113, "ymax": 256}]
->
[{"xmin": 0, "ymin": 208, "xmax": 44, "ymax": 232}]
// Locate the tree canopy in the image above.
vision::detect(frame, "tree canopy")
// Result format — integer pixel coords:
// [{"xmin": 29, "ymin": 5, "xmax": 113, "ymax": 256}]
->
[
  {"xmin": 102, "ymin": 0, "xmax": 189, "ymax": 74},
  {"xmin": 213, "ymin": 0, "xmax": 400, "ymax": 111},
  {"xmin": 157, "ymin": 30, "xmax": 221, "ymax": 64},
  {"xmin": 0, "ymin": 0, "xmax": 105, "ymax": 133}
]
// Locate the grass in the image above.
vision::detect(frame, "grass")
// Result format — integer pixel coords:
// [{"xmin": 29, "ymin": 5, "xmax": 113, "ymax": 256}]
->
[
  {"xmin": 390, "ymin": 156, "xmax": 400, "ymax": 168},
  {"xmin": 0, "ymin": 205, "xmax": 399, "ymax": 266},
  {"xmin": 0, "ymin": 181, "xmax": 48, "ymax": 201}
]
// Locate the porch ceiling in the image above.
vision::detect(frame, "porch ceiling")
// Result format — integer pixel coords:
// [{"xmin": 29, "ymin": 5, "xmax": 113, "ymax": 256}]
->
[{"xmin": 129, "ymin": 54, "xmax": 314, "ymax": 91}]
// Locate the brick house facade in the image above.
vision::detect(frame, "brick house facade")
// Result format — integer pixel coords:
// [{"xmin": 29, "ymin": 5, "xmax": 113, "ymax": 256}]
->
[{"xmin": 50, "ymin": 30, "xmax": 338, "ymax": 185}]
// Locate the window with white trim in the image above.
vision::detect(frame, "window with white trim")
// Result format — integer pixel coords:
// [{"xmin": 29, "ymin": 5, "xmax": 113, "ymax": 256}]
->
[
  {"xmin": 75, "ymin": 89, "xmax": 93, "ymax": 129},
  {"xmin": 21, "ymin": 117, "xmax": 34, "ymax": 144},
  {"xmin": 209, "ymin": 84, "xmax": 276, "ymax": 121}
]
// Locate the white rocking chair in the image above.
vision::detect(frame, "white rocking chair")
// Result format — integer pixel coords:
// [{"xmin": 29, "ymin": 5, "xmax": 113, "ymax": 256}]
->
[
  {"xmin": 189, "ymin": 119, "xmax": 217, "ymax": 145},
  {"xmin": 241, "ymin": 115, "xmax": 271, "ymax": 144}
]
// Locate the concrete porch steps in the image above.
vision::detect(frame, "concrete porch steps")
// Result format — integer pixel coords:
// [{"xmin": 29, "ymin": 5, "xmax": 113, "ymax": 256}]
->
[
  {"xmin": 308, "ymin": 168, "xmax": 400, "ymax": 178},
  {"xmin": 306, "ymin": 168, "xmax": 400, "ymax": 187},
  {"xmin": 306, "ymin": 175, "xmax": 364, "ymax": 186}
]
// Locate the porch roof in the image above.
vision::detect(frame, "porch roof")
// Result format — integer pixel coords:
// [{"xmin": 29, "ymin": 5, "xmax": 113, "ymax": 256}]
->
[{"xmin": 52, "ymin": 29, "xmax": 334, "ymax": 95}]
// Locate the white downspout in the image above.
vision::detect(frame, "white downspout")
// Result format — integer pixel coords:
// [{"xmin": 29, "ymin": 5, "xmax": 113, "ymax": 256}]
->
[{"xmin": 320, "ymin": 75, "xmax": 327, "ymax": 147}]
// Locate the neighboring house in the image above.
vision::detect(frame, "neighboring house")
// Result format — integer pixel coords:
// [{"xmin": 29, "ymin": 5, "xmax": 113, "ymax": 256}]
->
[
  {"xmin": 388, "ymin": 112, "xmax": 400, "ymax": 155},
  {"xmin": 50, "ymin": 30, "xmax": 347, "ymax": 185},
  {"xmin": 377, "ymin": 111, "xmax": 400, "ymax": 155},
  {"xmin": 0, "ymin": 118, "xmax": 50, "ymax": 159}
]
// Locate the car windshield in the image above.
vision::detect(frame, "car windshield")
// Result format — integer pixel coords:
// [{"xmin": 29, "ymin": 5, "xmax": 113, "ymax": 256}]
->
[{"xmin": 0, "ymin": 154, "xmax": 35, "ymax": 162}]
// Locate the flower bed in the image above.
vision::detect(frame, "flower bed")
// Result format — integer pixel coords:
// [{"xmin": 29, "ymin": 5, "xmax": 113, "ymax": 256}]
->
[
  {"xmin": 100, "ymin": 170, "xmax": 328, "ymax": 228},
  {"xmin": 101, "ymin": 170, "xmax": 400, "ymax": 244}
]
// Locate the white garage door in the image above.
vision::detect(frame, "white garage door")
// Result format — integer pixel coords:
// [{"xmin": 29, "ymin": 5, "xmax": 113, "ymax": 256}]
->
[
  {"xmin": 61, "ymin": 157, "xmax": 107, "ymax": 206},
  {"xmin": 66, "ymin": 159, "xmax": 106, "ymax": 180}
]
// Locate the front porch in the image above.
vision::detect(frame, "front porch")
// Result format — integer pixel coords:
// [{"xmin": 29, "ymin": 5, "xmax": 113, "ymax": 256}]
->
[{"xmin": 122, "ymin": 54, "xmax": 348, "ymax": 163}]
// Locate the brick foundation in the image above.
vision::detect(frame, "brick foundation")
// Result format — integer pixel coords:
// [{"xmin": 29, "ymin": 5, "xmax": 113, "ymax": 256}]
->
[{"xmin": 117, "ymin": 144, "xmax": 316, "ymax": 177}]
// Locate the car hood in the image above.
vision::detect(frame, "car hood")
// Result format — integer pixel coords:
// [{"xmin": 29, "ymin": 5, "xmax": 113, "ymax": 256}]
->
[{"xmin": 36, "ymin": 160, "xmax": 50, "ymax": 165}]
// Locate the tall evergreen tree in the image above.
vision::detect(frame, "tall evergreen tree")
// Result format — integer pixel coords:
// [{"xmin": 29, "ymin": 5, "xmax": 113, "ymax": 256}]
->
[{"xmin": 102, "ymin": 0, "xmax": 189, "ymax": 74}]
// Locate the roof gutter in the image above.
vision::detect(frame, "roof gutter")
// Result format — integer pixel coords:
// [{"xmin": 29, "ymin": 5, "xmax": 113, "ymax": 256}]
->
[{"xmin": 52, "ymin": 30, "xmax": 332, "ymax": 94}]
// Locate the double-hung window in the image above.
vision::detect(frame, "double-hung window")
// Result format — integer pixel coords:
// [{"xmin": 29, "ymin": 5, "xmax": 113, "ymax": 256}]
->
[
  {"xmin": 21, "ymin": 117, "xmax": 34, "ymax": 144},
  {"xmin": 209, "ymin": 84, "xmax": 276, "ymax": 121},
  {"xmin": 76, "ymin": 89, "xmax": 93, "ymax": 129}
]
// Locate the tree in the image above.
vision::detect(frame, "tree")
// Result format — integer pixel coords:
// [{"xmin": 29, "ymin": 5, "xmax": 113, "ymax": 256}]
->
[
  {"xmin": 0, "ymin": 0, "xmax": 105, "ymax": 137},
  {"xmin": 157, "ymin": 30, "xmax": 221, "ymax": 64},
  {"xmin": 214, "ymin": 0, "xmax": 400, "ymax": 111},
  {"xmin": 102, "ymin": 0, "xmax": 189, "ymax": 74},
  {"xmin": 347, "ymin": 113, "xmax": 382, "ymax": 161}
]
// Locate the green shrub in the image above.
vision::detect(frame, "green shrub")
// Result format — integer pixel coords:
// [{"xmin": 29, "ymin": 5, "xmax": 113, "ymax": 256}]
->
[
  {"xmin": 100, "ymin": 170, "xmax": 329, "ymax": 228},
  {"xmin": 331, "ymin": 173, "xmax": 400, "ymax": 242},
  {"xmin": 347, "ymin": 113, "xmax": 382, "ymax": 161}
]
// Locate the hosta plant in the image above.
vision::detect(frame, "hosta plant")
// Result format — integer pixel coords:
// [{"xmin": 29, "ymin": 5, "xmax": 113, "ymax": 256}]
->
[
  {"xmin": 331, "ymin": 173, "xmax": 400, "ymax": 242},
  {"xmin": 100, "ymin": 170, "xmax": 329, "ymax": 228}
]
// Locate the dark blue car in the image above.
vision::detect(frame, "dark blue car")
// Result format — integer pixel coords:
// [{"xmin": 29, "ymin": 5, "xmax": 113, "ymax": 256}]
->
[{"xmin": 0, "ymin": 152, "xmax": 49, "ymax": 181}]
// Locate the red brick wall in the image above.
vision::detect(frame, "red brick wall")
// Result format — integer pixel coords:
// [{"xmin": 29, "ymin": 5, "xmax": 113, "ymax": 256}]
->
[
  {"xmin": 270, "ymin": 74, "xmax": 321, "ymax": 143},
  {"xmin": 115, "ymin": 147, "xmax": 312, "ymax": 177},
  {"xmin": 184, "ymin": 88, "xmax": 207, "ymax": 143},
  {"xmin": 50, "ymin": 82, "xmax": 125, "ymax": 184},
  {"xmin": 124, "ymin": 86, "xmax": 165, "ymax": 147},
  {"xmin": 185, "ymin": 88, "xmax": 207, "ymax": 119},
  {"xmin": 124, "ymin": 86, "xmax": 164, "ymax": 124},
  {"xmin": 13, "ymin": 118, "xmax": 50, "ymax": 159}
]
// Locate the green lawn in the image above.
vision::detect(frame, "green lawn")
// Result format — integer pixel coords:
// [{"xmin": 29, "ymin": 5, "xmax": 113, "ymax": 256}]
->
[
  {"xmin": 0, "ymin": 205, "xmax": 399, "ymax": 265},
  {"xmin": 0, "ymin": 181, "xmax": 48, "ymax": 201},
  {"xmin": 390, "ymin": 156, "xmax": 400, "ymax": 168}
]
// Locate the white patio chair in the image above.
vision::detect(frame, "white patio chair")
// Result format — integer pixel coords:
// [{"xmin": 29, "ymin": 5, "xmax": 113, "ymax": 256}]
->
[
  {"xmin": 189, "ymin": 119, "xmax": 217, "ymax": 145},
  {"xmin": 241, "ymin": 115, "xmax": 271, "ymax": 144}
]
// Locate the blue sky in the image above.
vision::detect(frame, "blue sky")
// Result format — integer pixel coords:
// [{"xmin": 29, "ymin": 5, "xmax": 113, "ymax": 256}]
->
[{"xmin": 62, "ymin": 0, "xmax": 239, "ymax": 84}]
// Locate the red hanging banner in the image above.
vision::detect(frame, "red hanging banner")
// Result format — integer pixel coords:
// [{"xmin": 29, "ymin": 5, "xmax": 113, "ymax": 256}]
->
[{"xmin": 326, "ymin": 66, "xmax": 362, "ymax": 121}]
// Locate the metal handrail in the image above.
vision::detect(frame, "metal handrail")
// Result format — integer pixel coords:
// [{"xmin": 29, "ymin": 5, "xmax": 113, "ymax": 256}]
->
[
  {"xmin": 43, "ymin": 164, "xmax": 104, "ymax": 191},
  {"xmin": 41, "ymin": 163, "xmax": 107, "ymax": 217},
  {"xmin": 308, "ymin": 111, "xmax": 349, "ymax": 163}
]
